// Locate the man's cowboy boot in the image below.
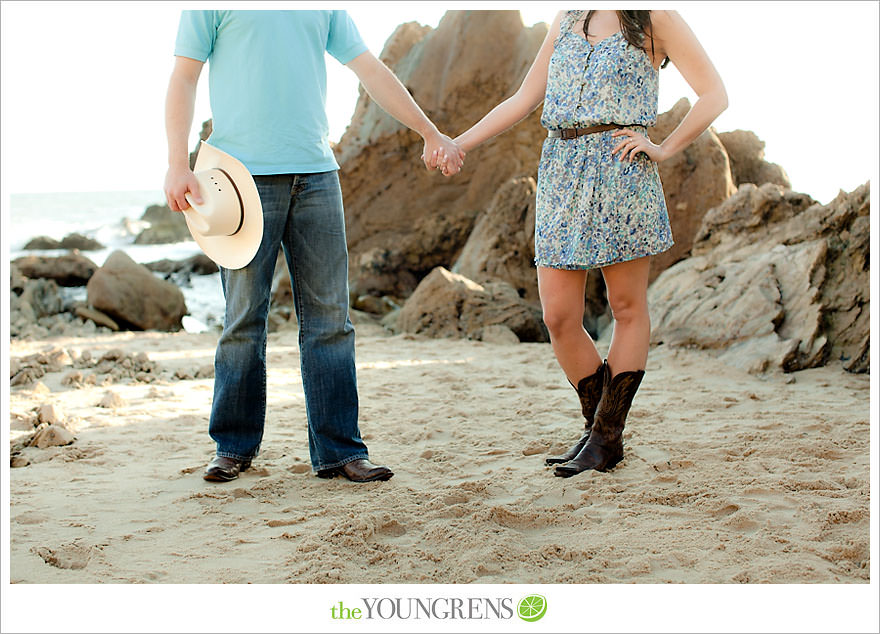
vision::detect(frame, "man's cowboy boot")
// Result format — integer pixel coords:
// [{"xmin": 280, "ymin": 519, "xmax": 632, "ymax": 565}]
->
[
  {"xmin": 554, "ymin": 362, "xmax": 644, "ymax": 477},
  {"xmin": 545, "ymin": 360, "xmax": 606, "ymax": 465}
]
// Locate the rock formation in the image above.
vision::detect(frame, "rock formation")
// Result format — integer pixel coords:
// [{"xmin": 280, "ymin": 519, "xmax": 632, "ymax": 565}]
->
[
  {"xmin": 23, "ymin": 233, "xmax": 103, "ymax": 251},
  {"xmin": 648, "ymin": 182, "xmax": 869, "ymax": 373},
  {"xmin": 86, "ymin": 250, "xmax": 187, "ymax": 331},
  {"xmin": 335, "ymin": 11, "xmax": 549, "ymax": 300},
  {"xmin": 12, "ymin": 252, "xmax": 97, "ymax": 287},
  {"xmin": 452, "ymin": 176, "xmax": 538, "ymax": 302},
  {"xmin": 646, "ymin": 98, "xmax": 737, "ymax": 281},
  {"xmin": 718, "ymin": 130, "xmax": 790, "ymax": 189},
  {"xmin": 10, "ymin": 277, "xmax": 63, "ymax": 323},
  {"xmin": 396, "ymin": 267, "xmax": 548, "ymax": 343}
]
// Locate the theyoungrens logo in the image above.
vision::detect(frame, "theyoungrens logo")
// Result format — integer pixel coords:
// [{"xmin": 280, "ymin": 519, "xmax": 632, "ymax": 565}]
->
[{"xmin": 330, "ymin": 595, "xmax": 546, "ymax": 622}]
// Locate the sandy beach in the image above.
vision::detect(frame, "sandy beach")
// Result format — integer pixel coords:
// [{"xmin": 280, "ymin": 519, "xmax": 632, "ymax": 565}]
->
[{"xmin": 7, "ymin": 318, "xmax": 871, "ymax": 584}]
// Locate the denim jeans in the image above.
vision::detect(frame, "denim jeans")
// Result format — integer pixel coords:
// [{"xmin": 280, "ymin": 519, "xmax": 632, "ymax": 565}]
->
[{"xmin": 208, "ymin": 171, "xmax": 369, "ymax": 471}]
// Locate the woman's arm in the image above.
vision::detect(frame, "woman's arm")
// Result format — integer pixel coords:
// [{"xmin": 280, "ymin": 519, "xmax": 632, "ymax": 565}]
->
[
  {"xmin": 454, "ymin": 11, "xmax": 565, "ymax": 154},
  {"xmin": 612, "ymin": 10, "xmax": 728, "ymax": 162}
]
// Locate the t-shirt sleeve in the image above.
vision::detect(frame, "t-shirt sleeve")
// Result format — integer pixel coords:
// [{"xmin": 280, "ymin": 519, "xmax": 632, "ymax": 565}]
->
[
  {"xmin": 174, "ymin": 10, "xmax": 218, "ymax": 62},
  {"xmin": 326, "ymin": 10, "xmax": 369, "ymax": 64}
]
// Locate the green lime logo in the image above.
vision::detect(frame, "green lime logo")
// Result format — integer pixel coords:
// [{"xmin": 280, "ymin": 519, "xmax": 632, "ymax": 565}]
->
[{"xmin": 517, "ymin": 595, "xmax": 547, "ymax": 622}]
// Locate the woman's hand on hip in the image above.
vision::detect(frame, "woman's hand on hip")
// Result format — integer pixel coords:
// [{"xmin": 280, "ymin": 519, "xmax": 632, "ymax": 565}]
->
[{"xmin": 610, "ymin": 128, "xmax": 668, "ymax": 163}]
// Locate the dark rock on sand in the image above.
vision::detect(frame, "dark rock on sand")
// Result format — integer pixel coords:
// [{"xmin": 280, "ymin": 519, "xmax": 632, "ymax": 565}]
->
[
  {"xmin": 13, "ymin": 252, "xmax": 98, "ymax": 287},
  {"xmin": 86, "ymin": 250, "xmax": 187, "ymax": 331}
]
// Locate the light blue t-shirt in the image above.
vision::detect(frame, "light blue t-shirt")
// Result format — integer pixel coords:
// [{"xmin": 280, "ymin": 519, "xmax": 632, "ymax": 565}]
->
[{"xmin": 175, "ymin": 10, "xmax": 368, "ymax": 174}]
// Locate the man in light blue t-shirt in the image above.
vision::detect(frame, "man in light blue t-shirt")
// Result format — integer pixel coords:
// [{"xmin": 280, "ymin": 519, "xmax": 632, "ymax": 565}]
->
[{"xmin": 164, "ymin": 10, "xmax": 463, "ymax": 483}]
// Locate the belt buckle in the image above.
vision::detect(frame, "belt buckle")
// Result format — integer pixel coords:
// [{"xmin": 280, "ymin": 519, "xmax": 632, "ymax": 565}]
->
[{"xmin": 561, "ymin": 129, "xmax": 576, "ymax": 140}]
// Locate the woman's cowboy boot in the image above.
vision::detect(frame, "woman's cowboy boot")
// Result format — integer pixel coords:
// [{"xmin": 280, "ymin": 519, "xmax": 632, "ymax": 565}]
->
[
  {"xmin": 545, "ymin": 361, "xmax": 606, "ymax": 465},
  {"xmin": 554, "ymin": 363, "xmax": 644, "ymax": 477}
]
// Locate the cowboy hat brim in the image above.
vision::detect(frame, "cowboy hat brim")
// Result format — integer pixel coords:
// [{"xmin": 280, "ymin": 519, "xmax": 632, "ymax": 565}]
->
[{"xmin": 184, "ymin": 141, "xmax": 263, "ymax": 270}]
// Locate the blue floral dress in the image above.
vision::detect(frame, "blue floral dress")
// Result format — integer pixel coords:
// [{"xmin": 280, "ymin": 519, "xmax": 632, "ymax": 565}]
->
[{"xmin": 535, "ymin": 10, "xmax": 673, "ymax": 270}]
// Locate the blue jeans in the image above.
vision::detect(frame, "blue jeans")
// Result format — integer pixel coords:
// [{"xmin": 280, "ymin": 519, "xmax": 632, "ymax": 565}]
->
[{"xmin": 208, "ymin": 171, "xmax": 369, "ymax": 471}]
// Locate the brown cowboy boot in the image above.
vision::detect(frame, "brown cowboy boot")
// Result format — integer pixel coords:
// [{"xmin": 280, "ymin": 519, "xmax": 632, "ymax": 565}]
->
[
  {"xmin": 545, "ymin": 360, "xmax": 606, "ymax": 465},
  {"xmin": 554, "ymin": 362, "xmax": 644, "ymax": 477}
]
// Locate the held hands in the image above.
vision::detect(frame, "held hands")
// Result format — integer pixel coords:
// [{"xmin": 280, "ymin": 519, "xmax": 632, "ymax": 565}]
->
[
  {"xmin": 420, "ymin": 131, "xmax": 466, "ymax": 177},
  {"xmin": 164, "ymin": 165, "xmax": 202, "ymax": 213},
  {"xmin": 610, "ymin": 128, "xmax": 668, "ymax": 163}
]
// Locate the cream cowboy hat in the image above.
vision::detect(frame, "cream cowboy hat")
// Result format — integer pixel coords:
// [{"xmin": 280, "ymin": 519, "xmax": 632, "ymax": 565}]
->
[{"xmin": 183, "ymin": 141, "xmax": 263, "ymax": 270}]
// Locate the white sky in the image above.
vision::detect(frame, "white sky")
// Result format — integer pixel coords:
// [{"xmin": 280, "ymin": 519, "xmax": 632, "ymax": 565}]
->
[{"xmin": 1, "ymin": 1, "xmax": 878, "ymax": 205}]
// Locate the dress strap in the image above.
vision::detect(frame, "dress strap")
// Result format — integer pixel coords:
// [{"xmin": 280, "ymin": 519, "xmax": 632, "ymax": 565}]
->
[
  {"xmin": 560, "ymin": 10, "xmax": 583, "ymax": 34},
  {"xmin": 554, "ymin": 10, "xmax": 582, "ymax": 47}
]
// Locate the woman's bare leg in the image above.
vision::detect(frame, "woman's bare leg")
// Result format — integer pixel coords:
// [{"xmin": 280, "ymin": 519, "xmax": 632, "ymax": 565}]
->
[
  {"xmin": 537, "ymin": 266, "xmax": 603, "ymax": 383},
  {"xmin": 601, "ymin": 256, "xmax": 652, "ymax": 373}
]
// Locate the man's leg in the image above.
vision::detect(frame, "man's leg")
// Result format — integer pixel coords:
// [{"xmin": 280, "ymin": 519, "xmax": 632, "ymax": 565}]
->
[
  {"xmin": 207, "ymin": 175, "xmax": 292, "ymax": 466},
  {"xmin": 282, "ymin": 171, "xmax": 374, "ymax": 472}
]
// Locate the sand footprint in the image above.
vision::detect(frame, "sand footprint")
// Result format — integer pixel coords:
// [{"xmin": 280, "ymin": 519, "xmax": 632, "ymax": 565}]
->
[
  {"xmin": 710, "ymin": 503, "xmax": 740, "ymax": 518},
  {"xmin": 31, "ymin": 542, "xmax": 95, "ymax": 570},
  {"xmin": 442, "ymin": 493, "xmax": 469, "ymax": 506},
  {"xmin": 521, "ymin": 440, "xmax": 551, "ymax": 456},
  {"xmin": 376, "ymin": 518, "xmax": 407, "ymax": 537}
]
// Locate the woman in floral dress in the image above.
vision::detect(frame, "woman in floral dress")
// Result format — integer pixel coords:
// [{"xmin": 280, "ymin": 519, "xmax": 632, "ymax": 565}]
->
[{"xmin": 452, "ymin": 10, "xmax": 727, "ymax": 476}]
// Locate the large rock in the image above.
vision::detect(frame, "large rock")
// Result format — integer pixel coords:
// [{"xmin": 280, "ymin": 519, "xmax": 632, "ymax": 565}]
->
[
  {"xmin": 718, "ymin": 130, "xmax": 790, "ymax": 189},
  {"xmin": 336, "ymin": 11, "xmax": 549, "ymax": 299},
  {"xmin": 649, "ymin": 182, "xmax": 870, "ymax": 373},
  {"xmin": 30, "ymin": 424, "xmax": 75, "ymax": 449},
  {"xmin": 86, "ymin": 250, "xmax": 187, "ymax": 331},
  {"xmin": 134, "ymin": 204, "xmax": 192, "ymax": 245},
  {"xmin": 397, "ymin": 267, "xmax": 547, "ymax": 343},
  {"xmin": 647, "ymin": 98, "xmax": 737, "ymax": 281},
  {"xmin": 13, "ymin": 252, "xmax": 97, "ymax": 287},
  {"xmin": 452, "ymin": 176, "xmax": 538, "ymax": 303}
]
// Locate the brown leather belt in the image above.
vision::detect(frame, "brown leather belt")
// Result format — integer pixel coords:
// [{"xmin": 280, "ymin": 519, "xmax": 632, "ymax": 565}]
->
[{"xmin": 547, "ymin": 123, "xmax": 623, "ymax": 139}]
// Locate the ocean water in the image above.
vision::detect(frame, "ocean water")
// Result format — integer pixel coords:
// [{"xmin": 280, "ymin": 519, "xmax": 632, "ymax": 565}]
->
[{"xmin": 8, "ymin": 190, "xmax": 226, "ymax": 332}]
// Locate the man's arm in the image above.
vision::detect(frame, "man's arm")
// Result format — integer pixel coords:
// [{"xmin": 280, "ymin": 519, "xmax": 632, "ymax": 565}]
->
[
  {"xmin": 346, "ymin": 51, "xmax": 464, "ymax": 174},
  {"xmin": 164, "ymin": 56, "xmax": 204, "ymax": 212}
]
